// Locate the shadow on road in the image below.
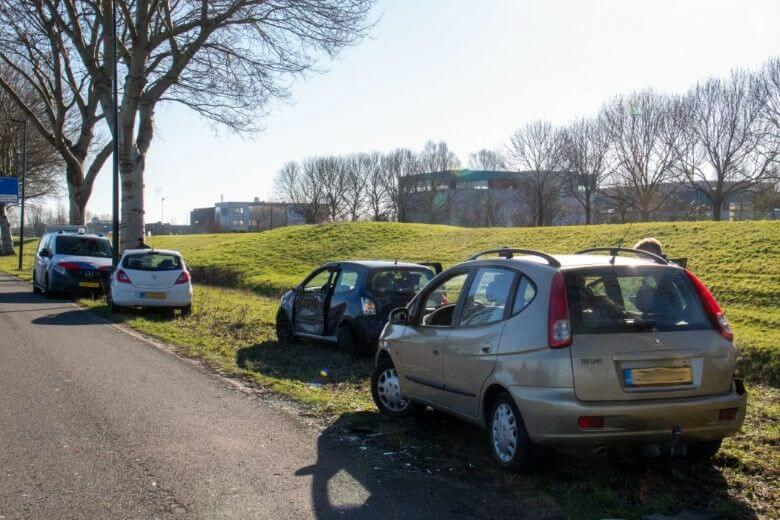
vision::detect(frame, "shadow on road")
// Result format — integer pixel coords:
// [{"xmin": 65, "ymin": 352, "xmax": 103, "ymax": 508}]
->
[
  {"xmin": 295, "ymin": 410, "xmax": 755, "ymax": 520},
  {"xmin": 31, "ymin": 308, "xmax": 108, "ymax": 326}
]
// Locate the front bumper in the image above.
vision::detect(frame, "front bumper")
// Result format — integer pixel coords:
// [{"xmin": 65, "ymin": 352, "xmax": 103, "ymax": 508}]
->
[
  {"xmin": 508, "ymin": 385, "xmax": 747, "ymax": 448},
  {"xmin": 50, "ymin": 270, "xmax": 108, "ymax": 292}
]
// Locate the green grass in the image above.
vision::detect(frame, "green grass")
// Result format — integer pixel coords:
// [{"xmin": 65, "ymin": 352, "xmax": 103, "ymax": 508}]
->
[
  {"xmin": 143, "ymin": 220, "xmax": 779, "ymax": 386},
  {"xmin": 2, "ymin": 221, "xmax": 778, "ymax": 518}
]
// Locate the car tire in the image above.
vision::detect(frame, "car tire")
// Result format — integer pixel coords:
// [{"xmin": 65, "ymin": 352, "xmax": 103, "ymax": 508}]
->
[
  {"xmin": 181, "ymin": 305, "xmax": 192, "ymax": 317},
  {"xmin": 275, "ymin": 311, "xmax": 297, "ymax": 344},
  {"xmin": 42, "ymin": 274, "xmax": 54, "ymax": 299},
  {"xmin": 32, "ymin": 281, "xmax": 41, "ymax": 294},
  {"xmin": 687, "ymin": 439, "xmax": 722, "ymax": 462},
  {"xmin": 371, "ymin": 358, "xmax": 422, "ymax": 419},
  {"xmin": 487, "ymin": 392, "xmax": 536, "ymax": 472}
]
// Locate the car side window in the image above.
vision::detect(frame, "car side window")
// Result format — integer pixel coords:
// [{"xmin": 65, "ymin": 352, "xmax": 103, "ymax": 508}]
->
[
  {"xmin": 460, "ymin": 268, "xmax": 515, "ymax": 327},
  {"xmin": 302, "ymin": 269, "xmax": 334, "ymax": 292},
  {"xmin": 420, "ymin": 272, "xmax": 469, "ymax": 327},
  {"xmin": 37, "ymin": 235, "xmax": 50, "ymax": 254},
  {"xmin": 333, "ymin": 267, "xmax": 360, "ymax": 295},
  {"xmin": 512, "ymin": 276, "xmax": 536, "ymax": 315}
]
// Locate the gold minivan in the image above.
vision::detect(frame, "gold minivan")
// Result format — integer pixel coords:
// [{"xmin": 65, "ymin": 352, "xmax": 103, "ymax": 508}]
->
[{"xmin": 371, "ymin": 248, "xmax": 746, "ymax": 470}]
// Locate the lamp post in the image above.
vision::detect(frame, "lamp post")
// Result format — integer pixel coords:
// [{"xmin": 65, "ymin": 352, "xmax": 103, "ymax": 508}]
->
[
  {"xmin": 11, "ymin": 118, "xmax": 26, "ymax": 271},
  {"xmin": 161, "ymin": 196, "xmax": 165, "ymax": 224},
  {"xmin": 111, "ymin": 0, "xmax": 120, "ymax": 267}
]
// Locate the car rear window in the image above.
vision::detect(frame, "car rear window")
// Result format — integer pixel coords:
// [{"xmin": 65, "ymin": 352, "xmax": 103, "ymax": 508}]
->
[
  {"xmin": 370, "ymin": 269, "xmax": 432, "ymax": 295},
  {"xmin": 564, "ymin": 266, "xmax": 712, "ymax": 334},
  {"xmin": 123, "ymin": 253, "xmax": 182, "ymax": 271},
  {"xmin": 56, "ymin": 236, "xmax": 113, "ymax": 258}
]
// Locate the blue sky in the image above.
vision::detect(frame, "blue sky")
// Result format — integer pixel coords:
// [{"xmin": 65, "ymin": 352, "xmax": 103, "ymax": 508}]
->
[{"xmin": 82, "ymin": 0, "xmax": 780, "ymax": 225}]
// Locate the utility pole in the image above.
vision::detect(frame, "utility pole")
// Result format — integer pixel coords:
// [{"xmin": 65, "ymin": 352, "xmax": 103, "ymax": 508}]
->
[
  {"xmin": 111, "ymin": 0, "xmax": 120, "ymax": 267},
  {"xmin": 11, "ymin": 118, "xmax": 26, "ymax": 271},
  {"xmin": 161, "ymin": 196, "xmax": 166, "ymax": 224}
]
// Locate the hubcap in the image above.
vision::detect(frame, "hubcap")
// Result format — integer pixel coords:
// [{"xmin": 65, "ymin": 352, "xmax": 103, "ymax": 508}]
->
[
  {"xmin": 492, "ymin": 403, "xmax": 518, "ymax": 463},
  {"xmin": 376, "ymin": 368, "xmax": 409, "ymax": 412}
]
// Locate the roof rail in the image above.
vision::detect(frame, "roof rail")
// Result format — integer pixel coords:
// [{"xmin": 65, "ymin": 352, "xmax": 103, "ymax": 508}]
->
[
  {"xmin": 574, "ymin": 247, "xmax": 669, "ymax": 265},
  {"xmin": 468, "ymin": 247, "xmax": 561, "ymax": 268}
]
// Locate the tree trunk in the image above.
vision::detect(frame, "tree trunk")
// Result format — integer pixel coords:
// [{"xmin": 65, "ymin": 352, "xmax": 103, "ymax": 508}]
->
[
  {"xmin": 0, "ymin": 203, "xmax": 15, "ymax": 256},
  {"xmin": 120, "ymin": 154, "xmax": 146, "ymax": 251},
  {"xmin": 711, "ymin": 197, "xmax": 724, "ymax": 221}
]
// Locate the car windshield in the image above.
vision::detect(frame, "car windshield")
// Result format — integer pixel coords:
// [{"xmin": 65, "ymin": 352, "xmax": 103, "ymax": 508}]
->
[
  {"xmin": 370, "ymin": 268, "xmax": 432, "ymax": 295},
  {"xmin": 56, "ymin": 236, "xmax": 113, "ymax": 258},
  {"xmin": 123, "ymin": 253, "xmax": 182, "ymax": 271},
  {"xmin": 564, "ymin": 266, "xmax": 712, "ymax": 334}
]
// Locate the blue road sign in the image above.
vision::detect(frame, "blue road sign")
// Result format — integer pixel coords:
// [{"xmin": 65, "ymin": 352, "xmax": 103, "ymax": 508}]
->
[{"xmin": 0, "ymin": 177, "xmax": 19, "ymax": 204}]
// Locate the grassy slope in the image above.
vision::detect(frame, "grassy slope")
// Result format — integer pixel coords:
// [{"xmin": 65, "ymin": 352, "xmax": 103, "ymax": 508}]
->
[{"xmin": 145, "ymin": 220, "xmax": 780, "ymax": 386}]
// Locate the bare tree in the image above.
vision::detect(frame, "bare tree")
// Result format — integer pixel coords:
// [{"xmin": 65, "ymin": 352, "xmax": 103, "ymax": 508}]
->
[
  {"xmin": 381, "ymin": 147, "xmax": 420, "ymax": 222},
  {"xmin": 273, "ymin": 161, "xmax": 326, "ymax": 224},
  {"xmin": 672, "ymin": 70, "xmax": 778, "ymax": 220},
  {"xmin": 0, "ymin": 8, "xmax": 109, "ymax": 225},
  {"xmin": 342, "ymin": 153, "xmax": 369, "ymax": 221},
  {"xmin": 506, "ymin": 120, "xmax": 565, "ymax": 226},
  {"xmin": 601, "ymin": 91, "xmax": 680, "ymax": 221},
  {"xmin": 0, "ymin": 70, "xmax": 61, "ymax": 255},
  {"xmin": 468, "ymin": 149, "xmax": 507, "ymax": 170},
  {"xmin": 419, "ymin": 140, "xmax": 460, "ymax": 172},
  {"xmin": 560, "ymin": 116, "xmax": 611, "ymax": 224},
  {"xmin": 1, "ymin": 0, "xmax": 373, "ymax": 249},
  {"xmin": 360, "ymin": 151, "xmax": 388, "ymax": 221},
  {"xmin": 763, "ymin": 57, "xmax": 780, "ymax": 136}
]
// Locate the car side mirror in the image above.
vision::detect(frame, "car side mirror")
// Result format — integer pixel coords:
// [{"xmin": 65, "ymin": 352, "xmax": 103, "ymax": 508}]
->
[
  {"xmin": 40, "ymin": 248, "xmax": 51, "ymax": 258},
  {"xmin": 389, "ymin": 307, "xmax": 409, "ymax": 325}
]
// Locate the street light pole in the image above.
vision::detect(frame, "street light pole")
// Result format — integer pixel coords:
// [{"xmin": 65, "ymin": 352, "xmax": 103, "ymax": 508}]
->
[
  {"xmin": 161, "ymin": 196, "xmax": 165, "ymax": 224},
  {"xmin": 111, "ymin": 0, "xmax": 120, "ymax": 267},
  {"xmin": 11, "ymin": 118, "xmax": 27, "ymax": 271}
]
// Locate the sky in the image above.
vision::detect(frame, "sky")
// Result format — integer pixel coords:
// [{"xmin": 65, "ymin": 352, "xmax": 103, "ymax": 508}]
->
[{"xmin": 78, "ymin": 0, "xmax": 780, "ymax": 225}]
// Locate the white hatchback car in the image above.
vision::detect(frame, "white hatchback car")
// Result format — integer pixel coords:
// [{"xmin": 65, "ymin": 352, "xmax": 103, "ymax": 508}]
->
[{"xmin": 108, "ymin": 249, "xmax": 192, "ymax": 315}]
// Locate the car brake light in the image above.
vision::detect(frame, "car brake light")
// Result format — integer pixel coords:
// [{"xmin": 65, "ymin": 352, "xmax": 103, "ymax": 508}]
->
[
  {"xmin": 578, "ymin": 416, "xmax": 604, "ymax": 429},
  {"xmin": 175, "ymin": 271, "xmax": 190, "ymax": 285},
  {"xmin": 685, "ymin": 270, "xmax": 733, "ymax": 341},
  {"xmin": 361, "ymin": 297, "xmax": 376, "ymax": 316},
  {"xmin": 548, "ymin": 271, "xmax": 572, "ymax": 348},
  {"xmin": 115, "ymin": 269, "xmax": 131, "ymax": 284},
  {"xmin": 719, "ymin": 407, "xmax": 738, "ymax": 421}
]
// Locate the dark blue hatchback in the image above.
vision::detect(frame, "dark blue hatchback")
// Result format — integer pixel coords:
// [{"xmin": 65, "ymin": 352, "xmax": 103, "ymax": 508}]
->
[{"xmin": 275, "ymin": 261, "xmax": 437, "ymax": 356}]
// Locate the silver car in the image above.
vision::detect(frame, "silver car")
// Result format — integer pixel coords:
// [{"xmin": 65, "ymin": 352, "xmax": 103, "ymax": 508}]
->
[{"xmin": 371, "ymin": 247, "xmax": 746, "ymax": 470}]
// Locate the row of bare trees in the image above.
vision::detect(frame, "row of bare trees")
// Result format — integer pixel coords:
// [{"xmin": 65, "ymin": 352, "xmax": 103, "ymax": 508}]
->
[
  {"xmin": 509, "ymin": 61, "xmax": 779, "ymax": 224},
  {"xmin": 274, "ymin": 140, "xmax": 461, "ymax": 223},
  {"xmin": 276, "ymin": 59, "xmax": 779, "ymax": 227}
]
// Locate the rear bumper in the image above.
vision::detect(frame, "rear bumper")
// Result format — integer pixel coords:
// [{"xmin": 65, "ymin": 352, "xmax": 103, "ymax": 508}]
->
[
  {"xmin": 111, "ymin": 286, "xmax": 192, "ymax": 307},
  {"xmin": 508, "ymin": 385, "xmax": 746, "ymax": 448}
]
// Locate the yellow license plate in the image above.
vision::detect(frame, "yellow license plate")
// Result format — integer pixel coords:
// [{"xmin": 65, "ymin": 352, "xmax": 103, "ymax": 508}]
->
[
  {"xmin": 624, "ymin": 366, "xmax": 692, "ymax": 387},
  {"xmin": 78, "ymin": 282, "xmax": 101, "ymax": 288},
  {"xmin": 141, "ymin": 291, "xmax": 167, "ymax": 300}
]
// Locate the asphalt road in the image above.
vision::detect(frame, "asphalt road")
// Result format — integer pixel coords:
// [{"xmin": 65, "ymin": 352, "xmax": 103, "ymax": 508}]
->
[{"xmin": 0, "ymin": 273, "xmax": 537, "ymax": 520}]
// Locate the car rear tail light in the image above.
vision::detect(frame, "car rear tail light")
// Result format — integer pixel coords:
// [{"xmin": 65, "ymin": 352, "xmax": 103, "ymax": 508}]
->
[
  {"xmin": 548, "ymin": 271, "xmax": 572, "ymax": 348},
  {"xmin": 578, "ymin": 416, "xmax": 604, "ymax": 429},
  {"xmin": 685, "ymin": 270, "xmax": 733, "ymax": 341},
  {"xmin": 719, "ymin": 407, "xmax": 738, "ymax": 421},
  {"xmin": 175, "ymin": 271, "xmax": 190, "ymax": 285},
  {"xmin": 361, "ymin": 297, "xmax": 376, "ymax": 316},
  {"xmin": 57, "ymin": 261, "xmax": 83, "ymax": 271},
  {"xmin": 115, "ymin": 269, "xmax": 132, "ymax": 284}
]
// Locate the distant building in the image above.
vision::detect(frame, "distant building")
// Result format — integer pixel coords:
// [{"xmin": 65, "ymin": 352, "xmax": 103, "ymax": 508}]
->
[{"xmin": 189, "ymin": 198, "xmax": 306, "ymax": 233}]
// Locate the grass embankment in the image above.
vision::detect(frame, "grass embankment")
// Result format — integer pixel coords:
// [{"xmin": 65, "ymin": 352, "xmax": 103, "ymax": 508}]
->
[{"xmin": 2, "ymin": 221, "xmax": 778, "ymax": 518}]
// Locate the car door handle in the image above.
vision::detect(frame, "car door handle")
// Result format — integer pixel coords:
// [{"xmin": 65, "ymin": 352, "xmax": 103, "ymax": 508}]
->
[
  {"xmin": 481, "ymin": 344, "xmax": 493, "ymax": 353},
  {"xmin": 432, "ymin": 348, "xmax": 440, "ymax": 355}
]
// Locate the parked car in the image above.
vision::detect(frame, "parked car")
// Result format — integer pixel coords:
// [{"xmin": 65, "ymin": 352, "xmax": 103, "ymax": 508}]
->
[
  {"xmin": 372, "ymin": 247, "xmax": 746, "ymax": 470},
  {"xmin": 276, "ymin": 261, "xmax": 437, "ymax": 356},
  {"xmin": 108, "ymin": 249, "xmax": 192, "ymax": 315},
  {"xmin": 33, "ymin": 229, "xmax": 113, "ymax": 296}
]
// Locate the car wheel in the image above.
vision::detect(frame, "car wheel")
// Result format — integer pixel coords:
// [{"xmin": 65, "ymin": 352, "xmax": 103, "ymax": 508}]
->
[
  {"xmin": 42, "ymin": 274, "xmax": 54, "ymax": 299},
  {"xmin": 32, "ymin": 281, "xmax": 41, "ymax": 294},
  {"xmin": 181, "ymin": 305, "xmax": 192, "ymax": 317},
  {"xmin": 371, "ymin": 358, "xmax": 421, "ymax": 419},
  {"xmin": 687, "ymin": 439, "xmax": 722, "ymax": 462},
  {"xmin": 275, "ymin": 311, "xmax": 297, "ymax": 344},
  {"xmin": 106, "ymin": 290, "xmax": 122, "ymax": 314},
  {"xmin": 488, "ymin": 392, "xmax": 535, "ymax": 472},
  {"xmin": 337, "ymin": 324, "xmax": 364, "ymax": 357}
]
